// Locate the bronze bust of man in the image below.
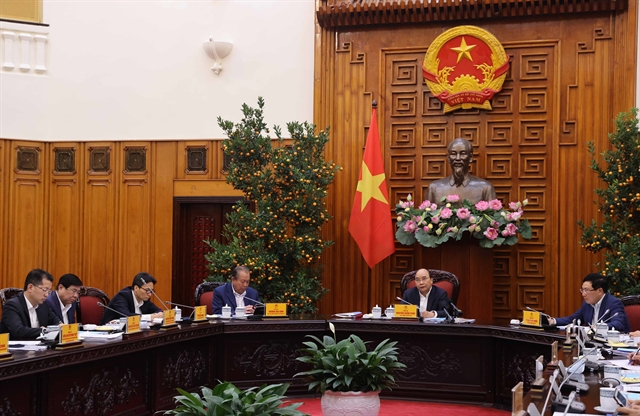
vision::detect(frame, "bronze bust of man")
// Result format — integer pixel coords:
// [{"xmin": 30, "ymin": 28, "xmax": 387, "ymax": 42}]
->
[{"xmin": 426, "ymin": 138, "xmax": 497, "ymax": 205}]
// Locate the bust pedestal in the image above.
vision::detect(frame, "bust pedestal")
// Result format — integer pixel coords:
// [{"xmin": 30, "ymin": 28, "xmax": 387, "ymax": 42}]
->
[{"xmin": 427, "ymin": 237, "xmax": 494, "ymax": 322}]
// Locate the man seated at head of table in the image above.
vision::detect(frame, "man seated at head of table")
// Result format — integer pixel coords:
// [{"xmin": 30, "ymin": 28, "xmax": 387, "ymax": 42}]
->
[
  {"xmin": 402, "ymin": 268, "xmax": 452, "ymax": 319},
  {"xmin": 547, "ymin": 273, "xmax": 630, "ymax": 333},
  {"xmin": 100, "ymin": 272, "xmax": 164, "ymax": 325},
  {"xmin": 0, "ymin": 268, "xmax": 61, "ymax": 340},
  {"xmin": 212, "ymin": 266, "xmax": 260, "ymax": 315},
  {"xmin": 45, "ymin": 273, "xmax": 82, "ymax": 324}
]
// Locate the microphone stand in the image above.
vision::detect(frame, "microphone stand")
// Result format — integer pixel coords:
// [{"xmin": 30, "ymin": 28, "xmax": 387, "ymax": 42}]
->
[{"xmin": 97, "ymin": 301, "xmax": 131, "ymax": 319}]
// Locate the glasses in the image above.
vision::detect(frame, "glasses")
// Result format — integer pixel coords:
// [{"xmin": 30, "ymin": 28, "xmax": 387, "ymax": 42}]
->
[
  {"xmin": 579, "ymin": 288, "xmax": 596, "ymax": 294},
  {"xmin": 139, "ymin": 286, "xmax": 153, "ymax": 294},
  {"xmin": 65, "ymin": 287, "xmax": 80, "ymax": 295},
  {"xmin": 33, "ymin": 285, "xmax": 52, "ymax": 295}
]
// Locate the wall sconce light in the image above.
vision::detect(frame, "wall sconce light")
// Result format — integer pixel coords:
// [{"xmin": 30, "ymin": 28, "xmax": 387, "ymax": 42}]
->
[{"xmin": 202, "ymin": 37, "xmax": 233, "ymax": 75}]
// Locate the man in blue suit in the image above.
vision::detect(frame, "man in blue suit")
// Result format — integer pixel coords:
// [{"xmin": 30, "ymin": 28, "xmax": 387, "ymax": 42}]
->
[
  {"xmin": 402, "ymin": 268, "xmax": 451, "ymax": 318},
  {"xmin": 45, "ymin": 273, "xmax": 82, "ymax": 324},
  {"xmin": 550, "ymin": 273, "xmax": 630, "ymax": 333},
  {"xmin": 212, "ymin": 266, "xmax": 260, "ymax": 315}
]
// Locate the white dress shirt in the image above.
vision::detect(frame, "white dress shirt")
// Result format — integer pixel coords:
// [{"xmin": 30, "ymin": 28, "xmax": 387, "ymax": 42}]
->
[
  {"xmin": 592, "ymin": 295, "xmax": 605, "ymax": 326},
  {"xmin": 419, "ymin": 288, "xmax": 432, "ymax": 314},
  {"xmin": 58, "ymin": 295, "xmax": 72, "ymax": 325},
  {"xmin": 234, "ymin": 288, "xmax": 246, "ymax": 309},
  {"xmin": 131, "ymin": 291, "xmax": 152, "ymax": 321},
  {"xmin": 24, "ymin": 296, "xmax": 40, "ymax": 328}
]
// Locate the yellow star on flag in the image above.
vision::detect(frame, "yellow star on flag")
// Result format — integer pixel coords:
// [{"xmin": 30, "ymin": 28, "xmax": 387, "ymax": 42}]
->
[
  {"xmin": 451, "ymin": 37, "xmax": 476, "ymax": 63},
  {"xmin": 356, "ymin": 161, "xmax": 388, "ymax": 211}
]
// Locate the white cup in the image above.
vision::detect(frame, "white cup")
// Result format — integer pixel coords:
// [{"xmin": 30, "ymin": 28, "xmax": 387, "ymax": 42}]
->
[
  {"xmin": 235, "ymin": 306, "xmax": 245, "ymax": 318},
  {"xmin": 597, "ymin": 323, "xmax": 609, "ymax": 337},
  {"xmin": 372, "ymin": 305, "xmax": 382, "ymax": 319},
  {"xmin": 385, "ymin": 307, "xmax": 394, "ymax": 318},
  {"xmin": 603, "ymin": 365, "xmax": 621, "ymax": 381},
  {"xmin": 599, "ymin": 387, "xmax": 617, "ymax": 411},
  {"xmin": 174, "ymin": 307, "xmax": 182, "ymax": 321},
  {"xmin": 221, "ymin": 305, "xmax": 231, "ymax": 319}
]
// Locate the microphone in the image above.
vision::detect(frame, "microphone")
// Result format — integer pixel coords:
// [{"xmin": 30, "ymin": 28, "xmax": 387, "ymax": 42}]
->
[
  {"xmin": 562, "ymin": 391, "xmax": 576, "ymax": 416},
  {"xmin": 597, "ymin": 309, "xmax": 611, "ymax": 324},
  {"xmin": 243, "ymin": 297, "xmax": 266, "ymax": 308},
  {"xmin": 97, "ymin": 301, "xmax": 131, "ymax": 319},
  {"xmin": 140, "ymin": 278, "xmax": 170, "ymax": 311},
  {"xmin": 450, "ymin": 301, "xmax": 463, "ymax": 317},
  {"xmin": 165, "ymin": 301, "xmax": 196, "ymax": 309},
  {"xmin": 526, "ymin": 306, "xmax": 551, "ymax": 325},
  {"xmin": 396, "ymin": 297, "xmax": 414, "ymax": 305},
  {"xmin": 442, "ymin": 307, "xmax": 454, "ymax": 324},
  {"xmin": 602, "ymin": 312, "xmax": 619, "ymax": 325}
]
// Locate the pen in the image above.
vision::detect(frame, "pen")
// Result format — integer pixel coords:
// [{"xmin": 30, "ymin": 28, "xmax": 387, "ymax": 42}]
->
[{"xmin": 628, "ymin": 345, "xmax": 640, "ymax": 365}]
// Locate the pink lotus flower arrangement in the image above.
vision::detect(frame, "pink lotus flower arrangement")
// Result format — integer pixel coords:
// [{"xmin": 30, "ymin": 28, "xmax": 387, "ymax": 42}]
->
[{"xmin": 395, "ymin": 195, "xmax": 532, "ymax": 248}]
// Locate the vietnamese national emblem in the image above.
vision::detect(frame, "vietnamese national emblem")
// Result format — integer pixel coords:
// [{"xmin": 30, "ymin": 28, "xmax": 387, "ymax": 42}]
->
[{"xmin": 423, "ymin": 26, "xmax": 510, "ymax": 113}]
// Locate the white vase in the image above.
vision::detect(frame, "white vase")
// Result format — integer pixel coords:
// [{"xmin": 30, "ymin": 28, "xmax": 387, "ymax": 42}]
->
[{"xmin": 321, "ymin": 390, "xmax": 381, "ymax": 416}]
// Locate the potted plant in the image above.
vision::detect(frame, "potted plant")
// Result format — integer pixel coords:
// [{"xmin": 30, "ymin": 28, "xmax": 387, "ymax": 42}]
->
[
  {"xmin": 161, "ymin": 382, "xmax": 307, "ymax": 416},
  {"xmin": 295, "ymin": 323, "xmax": 405, "ymax": 416}
]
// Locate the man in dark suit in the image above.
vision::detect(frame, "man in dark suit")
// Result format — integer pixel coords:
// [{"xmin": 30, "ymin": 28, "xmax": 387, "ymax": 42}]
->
[
  {"xmin": 45, "ymin": 273, "xmax": 82, "ymax": 324},
  {"xmin": 100, "ymin": 272, "xmax": 164, "ymax": 324},
  {"xmin": 549, "ymin": 273, "xmax": 630, "ymax": 332},
  {"xmin": 0, "ymin": 269, "xmax": 61, "ymax": 340},
  {"xmin": 402, "ymin": 268, "xmax": 452, "ymax": 318},
  {"xmin": 212, "ymin": 266, "xmax": 260, "ymax": 314}
]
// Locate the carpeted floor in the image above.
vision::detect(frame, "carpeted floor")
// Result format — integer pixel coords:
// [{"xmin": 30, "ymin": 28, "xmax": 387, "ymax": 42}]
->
[{"xmin": 288, "ymin": 397, "xmax": 510, "ymax": 415}]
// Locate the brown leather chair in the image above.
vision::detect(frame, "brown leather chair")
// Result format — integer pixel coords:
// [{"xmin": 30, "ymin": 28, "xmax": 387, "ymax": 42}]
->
[
  {"xmin": 0, "ymin": 287, "xmax": 22, "ymax": 306},
  {"xmin": 76, "ymin": 286, "xmax": 111, "ymax": 325},
  {"xmin": 400, "ymin": 269, "xmax": 460, "ymax": 305},
  {"xmin": 195, "ymin": 281, "xmax": 226, "ymax": 315},
  {"xmin": 621, "ymin": 295, "xmax": 640, "ymax": 332}
]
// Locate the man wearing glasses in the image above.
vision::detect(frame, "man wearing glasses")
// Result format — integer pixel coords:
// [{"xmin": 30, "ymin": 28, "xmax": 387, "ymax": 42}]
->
[
  {"xmin": 0, "ymin": 268, "xmax": 61, "ymax": 339},
  {"xmin": 45, "ymin": 273, "xmax": 83, "ymax": 324},
  {"xmin": 100, "ymin": 272, "xmax": 164, "ymax": 324},
  {"xmin": 548, "ymin": 273, "xmax": 630, "ymax": 332}
]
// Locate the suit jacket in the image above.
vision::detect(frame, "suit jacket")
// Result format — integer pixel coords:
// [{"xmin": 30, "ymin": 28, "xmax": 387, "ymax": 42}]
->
[
  {"xmin": 402, "ymin": 285, "xmax": 452, "ymax": 318},
  {"xmin": 100, "ymin": 287, "xmax": 162, "ymax": 325},
  {"xmin": 0, "ymin": 293, "xmax": 61, "ymax": 340},
  {"xmin": 212, "ymin": 282, "xmax": 260, "ymax": 314},
  {"xmin": 45, "ymin": 291, "xmax": 77, "ymax": 324},
  {"xmin": 555, "ymin": 292, "xmax": 630, "ymax": 332}
]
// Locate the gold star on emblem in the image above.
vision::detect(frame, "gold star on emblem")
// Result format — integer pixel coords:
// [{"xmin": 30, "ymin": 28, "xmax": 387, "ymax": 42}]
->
[
  {"xmin": 451, "ymin": 37, "xmax": 476, "ymax": 63},
  {"xmin": 356, "ymin": 161, "xmax": 388, "ymax": 211}
]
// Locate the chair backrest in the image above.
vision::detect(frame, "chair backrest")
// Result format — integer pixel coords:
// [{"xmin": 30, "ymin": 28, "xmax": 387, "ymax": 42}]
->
[
  {"xmin": 400, "ymin": 269, "xmax": 460, "ymax": 304},
  {"xmin": 622, "ymin": 295, "xmax": 640, "ymax": 332},
  {"xmin": 195, "ymin": 281, "xmax": 225, "ymax": 315},
  {"xmin": 77, "ymin": 286, "xmax": 111, "ymax": 325},
  {"xmin": 0, "ymin": 287, "xmax": 22, "ymax": 306}
]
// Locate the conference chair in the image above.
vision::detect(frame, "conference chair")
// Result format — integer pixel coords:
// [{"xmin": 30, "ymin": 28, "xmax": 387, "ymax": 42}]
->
[
  {"xmin": 400, "ymin": 269, "xmax": 460, "ymax": 305},
  {"xmin": 76, "ymin": 286, "xmax": 111, "ymax": 325},
  {"xmin": 621, "ymin": 295, "xmax": 640, "ymax": 332},
  {"xmin": 195, "ymin": 281, "xmax": 225, "ymax": 315},
  {"xmin": 0, "ymin": 287, "xmax": 22, "ymax": 306}
]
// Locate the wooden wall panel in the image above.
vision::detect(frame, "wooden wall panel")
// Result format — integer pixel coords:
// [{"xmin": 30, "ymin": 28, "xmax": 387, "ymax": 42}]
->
[
  {"xmin": 48, "ymin": 143, "xmax": 82, "ymax": 279},
  {"xmin": 83, "ymin": 143, "xmax": 117, "ymax": 294},
  {"xmin": 118, "ymin": 143, "xmax": 152, "ymax": 292},
  {"xmin": 314, "ymin": 7, "xmax": 637, "ymax": 319},
  {"xmin": 8, "ymin": 141, "xmax": 46, "ymax": 282},
  {"xmin": 0, "ymin": 139, "xmax": 6, "ymax": 289}
]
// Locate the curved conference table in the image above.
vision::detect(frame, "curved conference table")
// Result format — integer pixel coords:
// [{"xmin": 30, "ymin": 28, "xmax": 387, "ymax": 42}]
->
[{"xmin": 0, "ymin": 316, "xmax": 562, "ymax": 415}]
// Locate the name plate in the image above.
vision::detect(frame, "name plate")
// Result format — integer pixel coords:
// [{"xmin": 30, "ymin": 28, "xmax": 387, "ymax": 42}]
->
[
  {"xmin": 194, "ymin": 305, "xmax": 207, "ymax": 321},
  {"xmin": 522, "ymin": 310, "xmax": 541, "ymax": 327},
  {"xmin": 126, "ymin": 315, "xmax": 141, "ymax": 334},
  {"xmin": 59, "ymin": 324, "xmax": 79, "ymax": 344},
  {"xmin": 163, "ymin": 309, "xmax": 176, "ymax": 326},
  {"xmin": 0, "ymin": 333, "xmax": 8, "ymax": 355},
  {"xmin": 394, "ymin": 304, "xmax": 417, "ymax": 318},
  {"xmin": 265, "ymin": 303, "xmax": 287, "ymax": 317}
]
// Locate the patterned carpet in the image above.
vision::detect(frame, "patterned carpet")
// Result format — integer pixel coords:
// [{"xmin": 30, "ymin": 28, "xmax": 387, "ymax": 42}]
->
[{"xmin": 289, "ymin": 397, "xmax": 510, "ymax": 415}]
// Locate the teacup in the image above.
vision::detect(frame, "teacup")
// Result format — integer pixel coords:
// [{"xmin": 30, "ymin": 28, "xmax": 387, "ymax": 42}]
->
[
  {"xmin": 603, "ymin": 365, "xmax": 621, "ymax": 381},
  {"xmin": 607, "ymin": 329, "xmax": 621, "ymax": 343},
  {"xmin": 385, "ymin": 307, "xmax": 394, "ymax": 318},
  {"xmin": 235, "ymin": 307, "xmax": 245, "ymax": 318},
  {"xmin": 599, "ymin": 387, "xmax": 617, "ymax": 411}
]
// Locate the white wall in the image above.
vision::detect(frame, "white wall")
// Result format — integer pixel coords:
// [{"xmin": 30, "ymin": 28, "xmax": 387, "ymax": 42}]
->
[{"xmin": 0, "ymin": 0, "xmax": 316, "ymax": 141}]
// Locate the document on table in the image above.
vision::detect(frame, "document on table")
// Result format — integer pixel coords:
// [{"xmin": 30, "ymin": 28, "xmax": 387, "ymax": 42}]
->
[
  {"xmin": 78, "ymin": 331, "xmax": 123, "ymax": 342},
  {"xmin": 601, "ymin": 359, "xmax": 637, "ymax": 370},
  {"xmin": 8, "ymin": 341, "xmax": 47, "ymax": 351},
  {"xmin": 422, "ymin": 317, "xmax": 446, "ymax": 323}
]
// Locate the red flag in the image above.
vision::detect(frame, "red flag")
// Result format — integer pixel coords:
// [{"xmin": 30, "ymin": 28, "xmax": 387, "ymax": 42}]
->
[{"xmin": 348, "ymin": 106, "xmax": 396, "ymax": 268}]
